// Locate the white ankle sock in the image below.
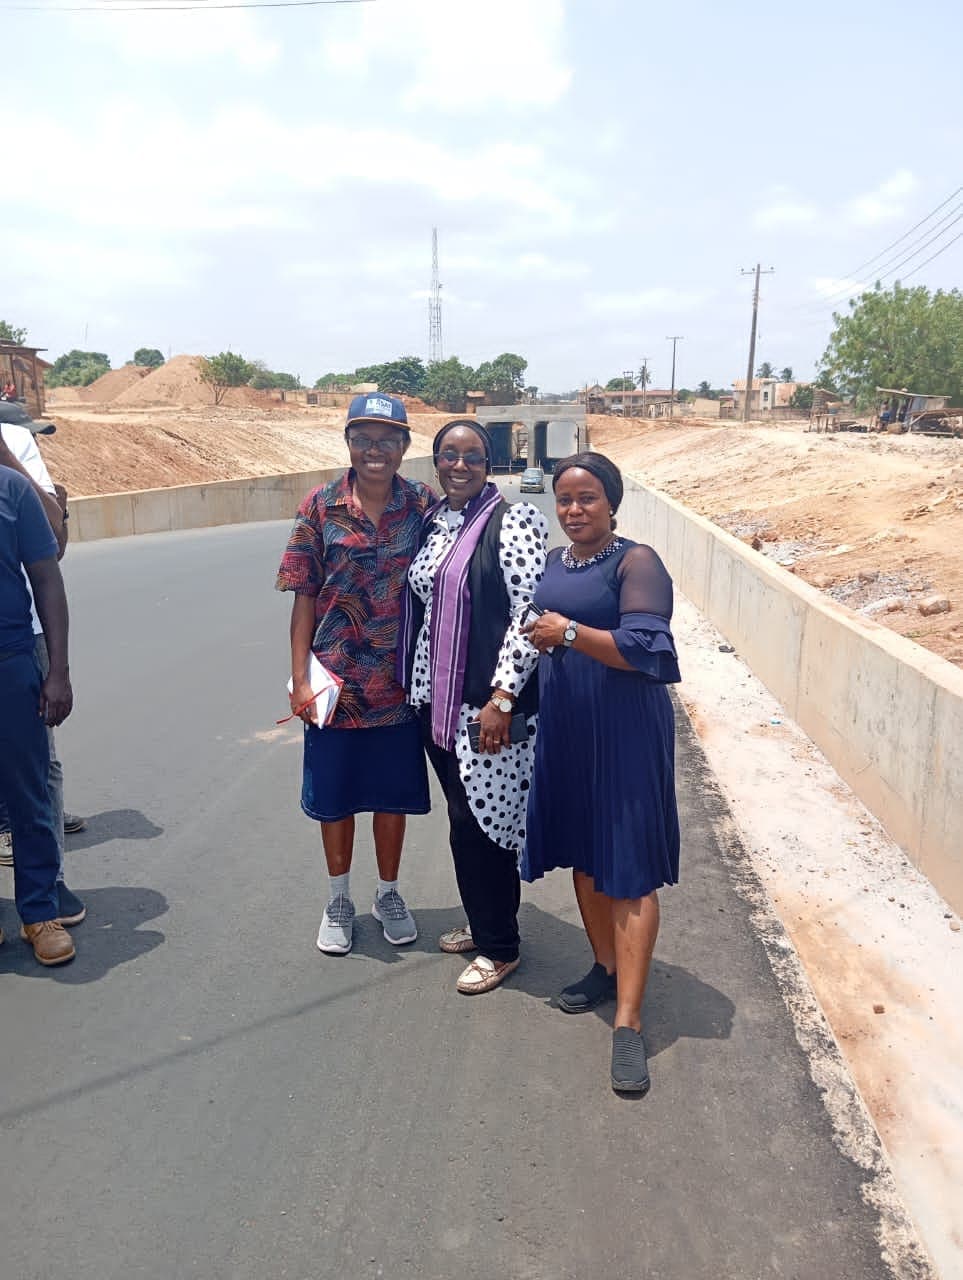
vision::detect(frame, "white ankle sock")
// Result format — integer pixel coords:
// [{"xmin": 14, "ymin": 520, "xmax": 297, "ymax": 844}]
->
[
  {"xmin": 328, "ymin": 872, "xmax": 350, "ymax": 902},
  {"xmin": 377, "ymin": 878, "xmax": 398, "ymax": 899}
]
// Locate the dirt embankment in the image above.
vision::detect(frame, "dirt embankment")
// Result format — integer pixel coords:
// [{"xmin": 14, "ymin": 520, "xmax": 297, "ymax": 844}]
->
[
  {"xmin": 594, "ymin": 414, "xmax": 963, "ymax": 668},
  {"xmin": 39, "ymin": 376, "xmax": 963, "ymax": 668},
  {"xmin": 42, "ymin": 355, "xmax": 447, "ymax": 497}
]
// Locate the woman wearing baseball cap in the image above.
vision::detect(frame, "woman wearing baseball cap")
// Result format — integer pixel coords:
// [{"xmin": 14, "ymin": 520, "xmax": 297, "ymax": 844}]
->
[{"xmin": 276, "ymin": 393, "xmax": 435, "ymax": 957}]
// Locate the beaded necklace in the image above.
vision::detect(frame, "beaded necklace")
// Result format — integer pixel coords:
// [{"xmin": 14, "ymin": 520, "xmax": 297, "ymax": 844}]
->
[{"xmin": 560, "ymin": 536, "xmax": 624, "ymax": 570}]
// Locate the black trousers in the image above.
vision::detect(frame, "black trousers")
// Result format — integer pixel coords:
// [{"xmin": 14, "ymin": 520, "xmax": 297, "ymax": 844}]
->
[{"xmin": 421, "ymin": 710, "xmax": 520, "ymax": 964}]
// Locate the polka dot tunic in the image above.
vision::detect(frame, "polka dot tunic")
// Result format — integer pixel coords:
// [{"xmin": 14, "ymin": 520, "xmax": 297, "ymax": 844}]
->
[{"xmin": 408, "ymin": 500, "xmax": 548, "ymax": 853}]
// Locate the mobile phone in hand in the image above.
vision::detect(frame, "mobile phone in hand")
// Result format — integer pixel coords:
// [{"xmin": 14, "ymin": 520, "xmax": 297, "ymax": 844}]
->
[
  {"xmin": 468, "ymin": 714, "xmax": 530, "ymax": 752},
  {"xmin": 521, "ymin": 602, "xmax": 544, "ymax": 628}
]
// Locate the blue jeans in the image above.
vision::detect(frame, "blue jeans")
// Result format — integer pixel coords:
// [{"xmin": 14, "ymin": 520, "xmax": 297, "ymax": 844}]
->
[
  {"xmin": 0, "ymin": 651, "xmax": 59, "ymax": 923},
  {"xmin": 0, "ymin": 634, "xmax": 64, "ymax": 882}
]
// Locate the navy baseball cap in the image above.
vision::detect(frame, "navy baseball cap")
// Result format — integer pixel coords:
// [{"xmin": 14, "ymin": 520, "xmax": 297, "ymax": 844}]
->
[{"xmin": 345, "ymin": 393, "xmax": 409, "ymax": 433}]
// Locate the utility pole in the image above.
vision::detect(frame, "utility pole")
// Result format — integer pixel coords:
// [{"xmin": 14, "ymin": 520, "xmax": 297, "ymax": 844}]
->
[
  {"xmin": 622, "ymin": 368, "xmax": 634, "ymax": 418},
  {"xmin": 666, "ymin": 337, "xmax": 683, "ymax": 418},
  {"xmin": 740, "ymin": 263, "xmax": 775, "ymax": 422},
  {"xmin": 638, "ymin": 356, "xmax": 649, "ymax": 420}
]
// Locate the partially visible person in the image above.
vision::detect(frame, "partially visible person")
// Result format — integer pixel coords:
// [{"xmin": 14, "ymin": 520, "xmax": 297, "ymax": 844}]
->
[
  {"xmin": 523, "ymin": 452, "xmax": 681, "ymax": 1094},
  {"xmin": 399, "ymin": 421, "xmax": 547, "ymax": 995},
  {"xmin": 0, "ymin": 423, "xmax": 85, "ymax": 921},
  {"xmin": 1, "ymin": 379, "xmax": 17, "ymax": 402},
  {"xmin": 0, "ymin": 462, "xmax": 75, "ymax": 964},
  {"xmin": 276, "ymin": 394, "xmax": 434, "ymax": 956}
]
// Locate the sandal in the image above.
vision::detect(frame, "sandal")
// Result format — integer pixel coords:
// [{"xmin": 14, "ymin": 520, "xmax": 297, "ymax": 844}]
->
[
  {"xmin": 439, "ymin": 925, "xmax": 476, "ymax": 954},
  {"xmin": 456, "ymin": 954, "xmax": 520, "ymax": 995}
]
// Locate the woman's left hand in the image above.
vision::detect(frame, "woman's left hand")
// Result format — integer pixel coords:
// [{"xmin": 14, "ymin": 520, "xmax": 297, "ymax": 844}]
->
[
  {"xmin": 522, "ymin": 610, "xmax": 569, "ymax": 652},
  {"xmin": 476, "ymin": 702, "xmax": 511, "ymax": 753}
]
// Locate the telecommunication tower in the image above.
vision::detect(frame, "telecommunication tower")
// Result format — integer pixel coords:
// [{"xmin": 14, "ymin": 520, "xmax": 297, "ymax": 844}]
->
[{"xmin": 428, "ymin": 227, "xmax": 443, "ymax": 364}]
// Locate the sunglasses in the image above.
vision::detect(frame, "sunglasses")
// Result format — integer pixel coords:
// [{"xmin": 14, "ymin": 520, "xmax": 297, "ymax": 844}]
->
[{"xmin": 437, "ymin": 449, "xmax": 487, "ymax": 468}]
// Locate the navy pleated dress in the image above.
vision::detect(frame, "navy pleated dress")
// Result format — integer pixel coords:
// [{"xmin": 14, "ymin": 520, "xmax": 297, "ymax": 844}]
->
[{"xmin": 522, "ymin": 540, "xmax": 681, "ymax": 900}]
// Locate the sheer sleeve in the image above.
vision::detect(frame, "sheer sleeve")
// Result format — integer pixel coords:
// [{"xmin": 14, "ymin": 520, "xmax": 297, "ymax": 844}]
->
[{"xmin": 612, "ymin": 544, "xmax": 680, "ymax": 683}]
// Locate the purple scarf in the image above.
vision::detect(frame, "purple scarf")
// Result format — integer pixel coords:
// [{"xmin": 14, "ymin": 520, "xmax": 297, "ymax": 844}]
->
[{"xmin": 398, "ymin": 481, "xmax": 503, "ymax": 751}]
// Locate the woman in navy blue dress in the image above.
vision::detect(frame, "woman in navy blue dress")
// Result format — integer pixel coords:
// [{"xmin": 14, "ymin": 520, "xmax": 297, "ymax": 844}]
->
[{"xmin": 523, "ymin": 452, "xmax": 680, "ymax": 1094}]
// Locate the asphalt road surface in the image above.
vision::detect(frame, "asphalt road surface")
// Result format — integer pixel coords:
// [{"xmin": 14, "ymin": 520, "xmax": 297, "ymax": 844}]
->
[{"xmin": 0, "ymin": 485, "xmax": 923, "ymax": 1280}]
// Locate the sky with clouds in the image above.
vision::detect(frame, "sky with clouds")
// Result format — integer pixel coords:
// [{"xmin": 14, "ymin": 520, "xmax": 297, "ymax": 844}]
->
[{"xmin": 5, "ymin": 0, "xmax": 962, "ymax": 392}]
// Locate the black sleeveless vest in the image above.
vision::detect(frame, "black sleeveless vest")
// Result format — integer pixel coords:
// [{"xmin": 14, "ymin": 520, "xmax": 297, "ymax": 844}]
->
[{"xmin": 407, "ymin": 501, "xmax": 539, "ymax": 719}]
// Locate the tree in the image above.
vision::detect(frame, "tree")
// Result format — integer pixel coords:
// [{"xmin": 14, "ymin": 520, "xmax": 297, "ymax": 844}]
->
[
  {"xmin": 249, "ymin": 361, "xmax": 301, "ymax": 391},
  {"xmin": 605, "ymin": 376, "xmax": 636, "ymax": 391},
  {"xmin": 354, "ymin": 355, "xmax": 427, "ymax": 397},
  {"xmin": 0, "ymin": 320, "xmax": 28, "ymax": 345},
  {"xmin": 475, "ymin": 352, "xmax": 527, "ymax": 403},
  {"xmin": 133, "ymin": 348, "xmax": 165, "ymax": 369},
  {"xmin": 818, "ymin": 283, "xmax": 963, "ymax": 409},
  {"xmin": 314, "ymin": 372, "xmax": 355, "ymax": 390},
  {"xmin": 636, "ymin": 365, "xmax": 652, "ymax": 387},
  {"xmin": 46, "ymin": 349, "xmax": 111, "ymax": 387},
  {"xmin": 422, "ymin": 356, "xmax": 474, "ymax": 412},
  {"xmin": 756, "ymin": 361, "xmax": 775, "ymax": 379},
  {"xmin": 790, "ymin": 384, "xmax": 814, "ymax": 412},
  {"xmin": 779, "ymin": 365, "xmax": 794, "ymax": 382},
  {"xmin": 696, "ymin": 380, "xmax": 719, "ymax": 399},
  {"xmin": 199, "ymin": 351, "xmax": 255, "ymax": 405}
]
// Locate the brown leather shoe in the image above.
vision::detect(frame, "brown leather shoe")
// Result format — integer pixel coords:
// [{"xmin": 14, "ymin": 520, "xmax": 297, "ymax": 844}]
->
[{"xmin": 20, "ymin": 919, "xmax": 76, "ymax": 966}]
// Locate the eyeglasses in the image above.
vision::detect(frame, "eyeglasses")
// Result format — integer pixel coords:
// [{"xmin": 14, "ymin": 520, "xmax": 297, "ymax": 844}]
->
[
  {"xmin": 437, "ymin": 449, "xmax": 487, "ymax": 468},
  {"xmin": 348, "ymin": 433, "xmax": 405, "ymax": 453}
]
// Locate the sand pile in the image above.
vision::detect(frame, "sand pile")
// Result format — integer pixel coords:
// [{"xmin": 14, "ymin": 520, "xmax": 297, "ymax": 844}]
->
[
  {"xmin": 111, "ymin": 354, "xmax": 275, "ymax": 409},
  {"xmin": 112, "ymin": 355, "xmax": 213, "ymax": 407},
  {"xmin": 83, "ymin": 364, "xmax": 151, "ymax": 402}
]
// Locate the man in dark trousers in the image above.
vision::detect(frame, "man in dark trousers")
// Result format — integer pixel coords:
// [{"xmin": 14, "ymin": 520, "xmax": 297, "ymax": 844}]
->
[{"xmin": 0, "ymin": 462, "xmax": 75, "ymax": 964}]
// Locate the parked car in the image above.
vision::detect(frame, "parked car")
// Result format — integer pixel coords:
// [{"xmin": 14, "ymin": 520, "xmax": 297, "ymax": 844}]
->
[{"xmin": 519, "ymin": 466, "xmax": 545, "ymax": 494}]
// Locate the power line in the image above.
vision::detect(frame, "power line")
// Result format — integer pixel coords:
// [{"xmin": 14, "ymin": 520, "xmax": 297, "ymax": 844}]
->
[
  {"xmin": 790, "ymin": 185, "xmax": 963, "ymax": 313},
  {"xmin": 897, "ymin": 228, "xmax": 963, "ymax": 283},
  {"xmin": 1, "ymin": 0, "xmax": 369, "ymax": 11},
  {"xmin": 843, "ymin": 184, "xmax": 962, "ymax": 281},
  {"xmin": 802, "ymin": 204, "xmax": 963, "ymax": 314},
  {"xmin": 872, "ymin": 207, "xmax": 963, "ymax": 283},
  {"xmin": 806, "ymin": 201, "xmax": 963, "ymax": 311}
]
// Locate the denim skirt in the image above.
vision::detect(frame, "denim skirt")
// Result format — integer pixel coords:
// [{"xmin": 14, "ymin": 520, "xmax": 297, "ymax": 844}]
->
[{"xmin": 300, "ymin": 718, "xmax": 430, "ymax": 822}]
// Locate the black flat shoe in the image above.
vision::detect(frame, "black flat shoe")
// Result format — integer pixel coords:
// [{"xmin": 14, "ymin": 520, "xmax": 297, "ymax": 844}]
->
[
  {"xmin": 611, "ymin": 1027, "xmax": 650, "ymax": 1094},
  {"xmin": 557, "ymin": 962, "xmax": 617, "ymax": 1013}
]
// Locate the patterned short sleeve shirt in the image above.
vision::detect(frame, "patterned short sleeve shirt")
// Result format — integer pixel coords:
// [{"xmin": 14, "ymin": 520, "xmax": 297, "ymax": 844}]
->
[{"xmin": 276, "ymin": 470, "xmax": 434, "ymax": 729}]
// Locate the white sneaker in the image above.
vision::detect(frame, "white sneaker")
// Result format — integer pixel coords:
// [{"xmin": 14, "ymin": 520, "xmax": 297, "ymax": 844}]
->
[
  {"xmin": 316, "ymin": 893, "xmax": 355, "ymax": 954},
  {"xmin": 371, "ymin": 889, "xmax": 418, "ymax": 945}
]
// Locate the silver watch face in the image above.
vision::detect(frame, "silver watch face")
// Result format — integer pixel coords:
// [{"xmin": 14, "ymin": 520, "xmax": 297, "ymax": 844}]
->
[
  {"xmin": 492, "ymin": 696, "xmax": 512, "ymax": 712},
  {"xmin": 564, "ymin": 623, "xmax": 577, "ymax": 642}
]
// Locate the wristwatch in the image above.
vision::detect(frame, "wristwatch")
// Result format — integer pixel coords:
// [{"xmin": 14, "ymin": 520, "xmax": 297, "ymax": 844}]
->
[
  {"xmin": 490, "ymin": 693, "xmax": 514, "ymax": 713},
  {"xmin": 562, "ymin": 619, "xmax": 578, "ymax": 647}
]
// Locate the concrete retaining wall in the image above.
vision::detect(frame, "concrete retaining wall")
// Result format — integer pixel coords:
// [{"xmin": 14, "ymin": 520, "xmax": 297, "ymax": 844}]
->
[
  {"xmin": 67, "ymin": 462, "xmax": 962, "ymax": 912},
  {"xmin": 68, "ymin": 457, "xmax": 438, "ymax": 542},
  {"xmin": 618, "ymin": 477, "xmax": 963, "ymax": 915}
]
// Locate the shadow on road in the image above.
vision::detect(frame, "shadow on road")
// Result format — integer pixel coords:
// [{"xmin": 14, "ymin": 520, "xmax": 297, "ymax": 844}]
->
[
  {"xmin": 0, "ymin": 885, "xmax": 167, "ymax": 983},
  {"xmin": 65, "ymin": 809, "xmax": 165, "ymax": 851},
  {"xmin": 352, "ymin": 897, "xmax": 735, "ymax": 1060}
]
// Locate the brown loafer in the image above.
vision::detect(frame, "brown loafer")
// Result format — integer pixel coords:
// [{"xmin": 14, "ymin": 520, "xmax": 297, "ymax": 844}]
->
[
  {"xmin": 456, "ymin": 955, "xmax": 520, "ymax": 995},
  {"xmin": 20, "ymin": 919, "xmax": 76, "ymax": 966},
  {"xmin": 439, "ymin": 925, "xmax": 476, "ymax": 954}
]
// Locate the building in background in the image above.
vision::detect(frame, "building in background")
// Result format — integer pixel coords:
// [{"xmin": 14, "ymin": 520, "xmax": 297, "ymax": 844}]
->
[{"xmin": 0, "ymin": 341, "xmax": 50, "ymax": 418}]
